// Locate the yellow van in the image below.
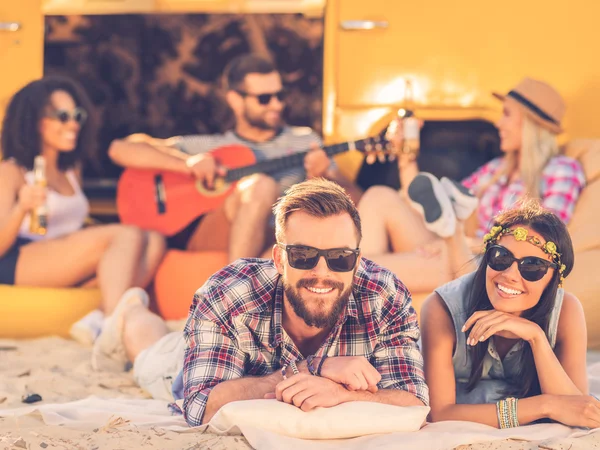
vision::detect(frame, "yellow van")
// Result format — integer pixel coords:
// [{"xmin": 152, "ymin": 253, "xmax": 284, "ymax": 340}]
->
[{"xmin": 1, "ymin": 0, "xmax": 600, "ymax": 345}]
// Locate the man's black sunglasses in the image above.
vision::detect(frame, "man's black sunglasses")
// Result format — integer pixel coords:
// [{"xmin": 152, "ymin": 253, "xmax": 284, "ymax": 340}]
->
[
  {"xmin": 485, "ymin": 244, "xmax": 558, "ymax": 282},
  {"xmin": 236, "ymin": 90, "xmax": 285, "ymax": 105},
  {"xmin": 277, "ymin": 244, "xmax": 360, "ymax": 273},
  {"xmin": 46, "ymin": 107, "xmax": 88, "ymax": 125}
]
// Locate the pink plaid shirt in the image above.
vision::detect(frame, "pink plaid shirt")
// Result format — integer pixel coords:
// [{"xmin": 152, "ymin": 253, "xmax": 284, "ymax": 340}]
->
[{"xmin": 462, "ymin": 155, "xmax": 586, "ymax": 237}]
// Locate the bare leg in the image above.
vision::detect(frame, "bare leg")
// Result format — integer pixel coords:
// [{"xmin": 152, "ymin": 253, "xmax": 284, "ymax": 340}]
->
[
  {"xmin": 358, "ymin": 186, "xmax": 438, "ymax": 254},
  {"xmin": 225, "ymin": 174, "xmax": 279, "ymax": 262},
  {"xmin": 15, "ymin": 225, "xmax": 166, "ymax": 314},
  {"xmin": 367, "ymin": 242, "xmax": 454, "ymax": 293},
  {"xmin": 131, "ymin": 231, "xmax": 166, "ymax": 289},
  {"xmin": 122, "ymin": 304, "xmax": 169, "ymax": 362},
  {"xmin": 445, "ymin": 222, "xmax": 479, "ymax": 278},
  {"xmin": 368, "ymin": 222, "xmax": 481, "ymax": 293}
]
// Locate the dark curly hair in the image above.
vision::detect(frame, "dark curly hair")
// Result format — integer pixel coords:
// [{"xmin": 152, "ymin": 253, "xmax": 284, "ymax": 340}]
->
[
  {"xmin": 466, "ymin": 199, "xmax": 575, "ymax": 399},
  {"xmin": 1, "ymin": 75, "xmax": 96, "ymax": 171}
]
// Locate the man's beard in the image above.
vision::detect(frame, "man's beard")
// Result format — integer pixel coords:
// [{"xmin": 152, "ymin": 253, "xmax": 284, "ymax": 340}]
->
[
  {"xmin": 283, "ymin": 277, "xmax": 353, "ymax": 329},
  {"xmin": 244, "ymin": 108, "xmax": 281, "ymax": 131}
]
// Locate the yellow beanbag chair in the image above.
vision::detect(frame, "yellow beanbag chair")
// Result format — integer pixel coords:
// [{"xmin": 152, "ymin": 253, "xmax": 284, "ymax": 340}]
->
[{"xmin": 0, "ymin": 285, "xmax": 101, "ymax": 338}]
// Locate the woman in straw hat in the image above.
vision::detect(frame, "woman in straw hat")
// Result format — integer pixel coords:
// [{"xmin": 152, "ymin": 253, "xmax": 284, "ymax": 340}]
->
[{"xmin": 356, "ymin": 78, "xmax": 586, "ymax": 292}]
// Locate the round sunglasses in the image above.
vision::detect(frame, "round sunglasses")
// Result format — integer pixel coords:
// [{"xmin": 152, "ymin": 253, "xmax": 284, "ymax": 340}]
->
[
  {"xmin": 236, "ymin": 90, "xmax": 285, "ymax": 106},
  {"xmin": 277, "ymin": 244, "xmax": 360, "ymax": 273},
  {"xmin": 45, "ymin": 107, "xmax": 88, "ymax": 125},
  {"xmin": 485, "ymin": 244, "xmax": 558, "ymax": 282}
]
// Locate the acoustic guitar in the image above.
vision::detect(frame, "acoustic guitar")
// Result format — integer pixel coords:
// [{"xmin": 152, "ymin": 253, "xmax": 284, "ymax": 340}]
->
[{"xmin": 116, "ymin": 136, "xmax": 393, "ymax": 236}]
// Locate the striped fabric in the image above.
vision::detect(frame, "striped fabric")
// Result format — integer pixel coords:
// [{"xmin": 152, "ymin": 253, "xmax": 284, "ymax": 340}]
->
[
  {"xmin": 181, "ymin": 258, "xmax": 429, "ymax": 426},
  {"xmin": 461, "ymin": 155, "xmax": 586, "ymax": 237},
  {"xmin": 175, "ymin": 127, "xmax": 322, "ymax": 192}
]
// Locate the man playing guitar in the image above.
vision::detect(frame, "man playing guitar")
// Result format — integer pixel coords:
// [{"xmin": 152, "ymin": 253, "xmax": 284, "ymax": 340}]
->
[{"xmin": 109, "ymin": 54, "xmax": 361, "ymax": 262}]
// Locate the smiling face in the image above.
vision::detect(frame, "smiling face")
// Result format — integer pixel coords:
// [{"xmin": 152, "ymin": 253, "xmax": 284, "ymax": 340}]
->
[
  {"xmin": 274, "ymin": 211, "xmax": 360, "ymax": 329},
  {"xmin": 39, "ymin": 90, "xmax": 82, "ymax": 153},
  {"xmin": 230, "ymin": 71, "xmax": 285, "ymax": 131},
  {"xmin": 485, "ymin": 225, "xmax": 555, "ymax": 315},
  {"xmin": 496, "ymin": 99, "xmax": 524, "ymax": 153}
]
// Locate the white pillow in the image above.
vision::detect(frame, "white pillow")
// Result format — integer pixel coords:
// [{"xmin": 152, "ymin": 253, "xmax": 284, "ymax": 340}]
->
[{"xmin": 209, "ymin": 399, "xmax": 429, "ymax": 439}]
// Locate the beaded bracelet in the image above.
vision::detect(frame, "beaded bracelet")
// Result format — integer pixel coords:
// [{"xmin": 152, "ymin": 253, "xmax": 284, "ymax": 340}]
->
[
  {"xmin": 507, "ymin": 397, "xmax": 519, "ymax": 428},
  {"xmin": 289, "ymin": 359, "xmax": 300, "ymax": 375},
  {"xmin": 281, "ymin": 364, "xmax": 288, "ymax": 380},
  {"xmin": 316, "ymin": 354, "xmax": 328, "ymax": 376},
  {"xmin": 496, "ymin": 397, "xmax": 519, "ymax": 429},
  {"xmin": 306, "ymin": 355, "xmax": 318, "ymax": 375}
]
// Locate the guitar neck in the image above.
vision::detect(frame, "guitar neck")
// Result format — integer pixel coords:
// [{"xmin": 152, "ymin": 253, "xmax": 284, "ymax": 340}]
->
[{"xmin": 225, "ymin": 139, "xmax": 375, "ymax": 182}]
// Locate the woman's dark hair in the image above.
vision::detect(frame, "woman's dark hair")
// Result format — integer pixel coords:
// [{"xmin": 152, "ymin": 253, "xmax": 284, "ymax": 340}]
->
[
  {"xmin": 466, "ymin": 198, "xmax": 575, "ymax": 398},
  {"xmin": 1, "ymin": 75, "xmax": 97, "ymax": 171}
]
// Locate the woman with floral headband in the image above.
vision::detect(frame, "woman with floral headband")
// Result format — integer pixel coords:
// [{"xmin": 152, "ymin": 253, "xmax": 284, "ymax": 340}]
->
[
  {"xmin": 357, "ymin": 78, "xmax": 586, "ymax": 292},
  {"xmin": 420, "ymin": 200, "xmax": 597, "ymax": 428}
]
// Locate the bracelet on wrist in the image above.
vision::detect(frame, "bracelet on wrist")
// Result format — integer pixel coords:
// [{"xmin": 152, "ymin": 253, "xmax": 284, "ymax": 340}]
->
[
  {"xmin": 316, "ymin": 354, "xmax": 328, "ymax": 376},
  {"xmin": 185, "ymin": 153, "xmax": 213, "ymax": 169},
  {"xmin": 496, "ymin": 397, "xmax": 519, "ymax": 429},
  {"xmin": 289, "ymin": 359, "xmax": 300, "ymax": 375},
  {"xmin": 306, "ymin": 355, "xmax": 318, "ymax": 375},
  {"xmin": 281, "ymin": 364, "xmax": 289, "ymax": 380}
]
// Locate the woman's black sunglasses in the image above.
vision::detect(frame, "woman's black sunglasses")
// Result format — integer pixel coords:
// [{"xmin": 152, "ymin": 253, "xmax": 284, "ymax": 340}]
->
[
  {"xmin": 46, "ymin": 107, "xmax": 88, "ymax": 125},
  {"xmin": 277, "ymin": 244, "xmax": 360, "ymax": 273},
  {"xmin": 236, "ymin": 90, "xmax": 285, "ymax": 106},
  {"xmin": 485, "ymin": 244, "xmax": 558, "ymax": 282}
]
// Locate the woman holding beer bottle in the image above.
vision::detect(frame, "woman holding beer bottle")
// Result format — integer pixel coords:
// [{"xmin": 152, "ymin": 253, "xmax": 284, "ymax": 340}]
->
[
  {"xmin": 0, "ymin": 76, "xmax": 166, "ymax": 343},
  {"xmin": 357, "ymin": 78, "xmax": 586, "ymax": 293}
]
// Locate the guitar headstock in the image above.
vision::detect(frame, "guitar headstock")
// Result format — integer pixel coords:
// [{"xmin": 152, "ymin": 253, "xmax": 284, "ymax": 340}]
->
[{"xmin": 358, "ymin": 132, "xmax": 398, "ymax": 165}]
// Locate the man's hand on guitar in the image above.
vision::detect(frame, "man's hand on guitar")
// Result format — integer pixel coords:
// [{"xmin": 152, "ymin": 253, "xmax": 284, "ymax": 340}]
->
[
  {"xmin": 185, "ymin": 154, "xmax": 227, "ymax": 189},
  {"xmin": 304, "ymin": 143, "xmax": 331, "ymax": 179}
]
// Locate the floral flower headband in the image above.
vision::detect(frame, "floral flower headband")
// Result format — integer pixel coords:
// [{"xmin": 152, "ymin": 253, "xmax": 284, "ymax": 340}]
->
[{"xmin": 483, "ymin": 225, "xmax": 567, "ymax": 286}]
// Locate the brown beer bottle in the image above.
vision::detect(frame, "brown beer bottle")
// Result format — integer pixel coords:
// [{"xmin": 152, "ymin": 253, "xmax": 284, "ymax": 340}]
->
[{"xmin": 29, "ymin": 155, "xmax": 48, "ymax": 235}]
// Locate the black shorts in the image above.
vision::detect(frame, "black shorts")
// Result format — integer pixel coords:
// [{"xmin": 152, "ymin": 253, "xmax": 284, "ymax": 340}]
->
[{"xmin": 0, "ymin": 237, "xmax": 32, "ymax": 285}]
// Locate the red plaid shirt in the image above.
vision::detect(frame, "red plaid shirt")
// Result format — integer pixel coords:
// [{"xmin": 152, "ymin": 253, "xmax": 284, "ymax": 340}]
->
[
  {"xmin": 462, "ymin": 155, "xmax": 586, "ymax": 237},
  {"xmin": 181, "ymin": 258, "xmax": 428, "ymax": 426}
]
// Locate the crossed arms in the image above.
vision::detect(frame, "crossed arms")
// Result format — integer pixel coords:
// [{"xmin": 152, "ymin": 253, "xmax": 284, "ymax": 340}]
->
[{"xmin": 181, "ymin": 306, "xmax": 428, "ymax": 426}]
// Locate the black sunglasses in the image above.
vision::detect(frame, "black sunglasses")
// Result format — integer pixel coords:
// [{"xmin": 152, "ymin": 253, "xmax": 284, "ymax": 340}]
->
[
  {"xmin": 46, "ymin": 107, "xmax": 88, "ymax": 125},
  {"xmin": 236, "ymin": 90, "xmax": 285, "ymax": 106},
  {"xmin": 485, "ymin": 244, "xmax": 558, "ymax": 282},
  {"xmin": 277, "ymin": 244, "xmax": 360, "ymax": 273}
]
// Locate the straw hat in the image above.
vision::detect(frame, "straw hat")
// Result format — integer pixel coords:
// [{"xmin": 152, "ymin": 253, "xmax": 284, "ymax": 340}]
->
[{"xmin": 493, "ymin": 78, "xmax": 565, "ymax": 134}]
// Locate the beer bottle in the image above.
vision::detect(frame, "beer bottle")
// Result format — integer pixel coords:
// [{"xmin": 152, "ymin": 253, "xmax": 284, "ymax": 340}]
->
[
  {"xmin": 29, "ymin": 155, "xmax": 48, "ymax": 235},
  {"xmin": 398, "ymin": 79, "xmax": 420, "ymax": 159}
]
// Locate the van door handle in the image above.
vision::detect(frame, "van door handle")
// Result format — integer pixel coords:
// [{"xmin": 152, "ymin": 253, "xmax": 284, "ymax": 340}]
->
[
  {"xmin": 340, "ymin": 20, "xmax": 388, "ymax": 31},
  {"xmin": 0, "ymin": 22, "xmax": 21, "ymax": 32}
]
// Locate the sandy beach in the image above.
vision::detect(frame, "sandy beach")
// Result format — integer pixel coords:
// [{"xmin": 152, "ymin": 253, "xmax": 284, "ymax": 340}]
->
[{"xmin": 1, "ymin": 337, "xmax": 600, "ymax": 450}]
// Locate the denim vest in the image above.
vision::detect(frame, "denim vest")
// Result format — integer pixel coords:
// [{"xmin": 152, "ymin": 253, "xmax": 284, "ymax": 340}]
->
[{"xmin": 434, "ymin": 272, "xmax": 564, "ymax": 404}]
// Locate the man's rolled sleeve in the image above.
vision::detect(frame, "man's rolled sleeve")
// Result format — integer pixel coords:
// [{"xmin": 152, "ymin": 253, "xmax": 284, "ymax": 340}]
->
[
  {"xmin": 371, "ymin": 287, "xmax": 429, "ymax": 406},
  {"xmin": 182, "ymin": 317, "xmax": 245, "ymax": 426}
]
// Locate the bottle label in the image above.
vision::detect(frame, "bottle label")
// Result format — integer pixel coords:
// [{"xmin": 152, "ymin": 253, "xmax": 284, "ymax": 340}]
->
[{"xmin": 403, "ymin": 117, "xmax": 420, "ymax": 140}]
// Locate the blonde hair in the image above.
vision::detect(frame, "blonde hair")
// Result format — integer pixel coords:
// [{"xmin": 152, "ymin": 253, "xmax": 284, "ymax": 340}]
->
[
  {"xmin": 273, "ymin": 178, "xmax": 362, "ymax": 244},
  {"xmin": 477, "ymin": 116, "xmax": 560, "ymax": 198}
]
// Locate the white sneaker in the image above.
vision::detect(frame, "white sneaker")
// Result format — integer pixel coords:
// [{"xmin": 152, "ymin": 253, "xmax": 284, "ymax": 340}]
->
[
  {"xmin": 407, "ymin": 173, "xmax": 457, "ymax": 238},
  {"xmin": 70, "ymin": 309, "xmax": 104, "ymax": 347},
  {"xmin": 440, "ymin": 177, "xmax": 479, "ymax": 221},
  {"xmin": 92, "ymin": 287, "xmax": 149, "ymax": 372}
]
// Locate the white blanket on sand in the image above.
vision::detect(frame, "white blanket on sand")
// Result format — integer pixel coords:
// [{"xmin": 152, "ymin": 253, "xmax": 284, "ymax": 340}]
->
[
  {"xmin": 2, "ymin": 362, "xmax": 600, "ymax": 450},
  {"xmin": 2, "ymin": 397, "xmax": 599, "ymax": 449}
]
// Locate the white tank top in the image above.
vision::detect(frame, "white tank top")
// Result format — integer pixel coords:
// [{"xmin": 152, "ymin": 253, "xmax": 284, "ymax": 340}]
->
[{"xmin": 19, "ymin": 170, "xmax": 89, "ymax": 241}]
